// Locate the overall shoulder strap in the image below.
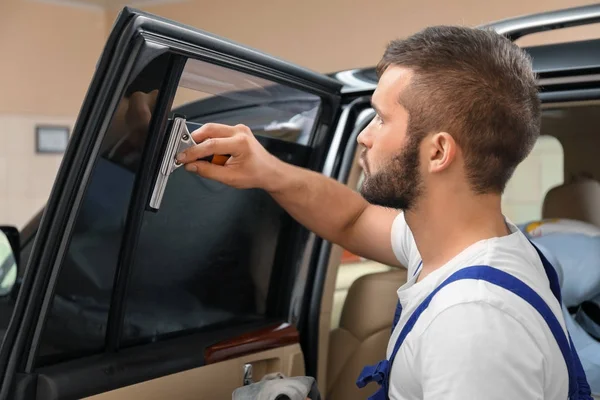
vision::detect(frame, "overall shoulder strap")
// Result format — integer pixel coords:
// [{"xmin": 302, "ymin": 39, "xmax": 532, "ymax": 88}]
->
[
  {"xmin": 387, "ymin": 265, "xmax": 578, "ymax": 398},
  {"xmin": 528, "ymin": 240, "xmax": 562, "ymax": 303},
  {"xmin": 528, "ymin": 240, "xmax": 592, "ymax": 399}
]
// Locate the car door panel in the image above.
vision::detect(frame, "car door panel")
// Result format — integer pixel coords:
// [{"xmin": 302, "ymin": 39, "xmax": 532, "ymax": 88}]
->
[
  {"xmin": 83, "ymin": 325, "xmax": 304, "ymax": 400},
  {"xmin": 83, "ymin": 344, "xmax": 304, "ymax": 400},
  {"xmin": 35, "ymin": 322, "xmax": 303, "ymax": 399},
  {"xmin": 0, "ymin": 7, "xmax": 342, "ymax": 400}
]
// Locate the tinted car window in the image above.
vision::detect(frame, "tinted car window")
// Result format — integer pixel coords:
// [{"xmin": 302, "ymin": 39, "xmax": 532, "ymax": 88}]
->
[
  {"xmin": 120, "ymin": 58, "xmax": 321, "ymax": 345},
  {"xmin": 34, "ymin": 53, "xmax": 173, "ymax": 366},
  {"xmin": 0, "ymin": 231, "xmax": 17, "ymax": 342}
]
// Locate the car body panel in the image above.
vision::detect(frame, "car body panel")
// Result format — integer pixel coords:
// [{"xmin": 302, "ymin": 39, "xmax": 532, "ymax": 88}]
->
[{"xmin": 0, "ymin": 7, "xmax": 345, "ymax": 400}]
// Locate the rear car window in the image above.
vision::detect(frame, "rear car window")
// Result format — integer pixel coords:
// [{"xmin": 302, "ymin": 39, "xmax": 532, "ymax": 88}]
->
[
  {"xmin": 120, "ymin": 58, "xmax": 321, "ymax": 346},
  {"xmin": 34, "ymin": 53, "xmax": 175, "ymax": 366},
  {"xmin": 33, "ymin": 54, "xmax": 323, "ymax": 366}
]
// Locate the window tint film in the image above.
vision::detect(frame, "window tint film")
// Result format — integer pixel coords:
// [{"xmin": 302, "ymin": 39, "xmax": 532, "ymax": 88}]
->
[
  {"xmin": 173, "ymin": 59, "xmax": 321, "ymax": 145},
  {"xmin": 35, "ymin": 53, "xmax": 173, "ymax": 367},
  {"xmin": 121, "ymin": 58, "xmax": 321, "ymax": 346}
]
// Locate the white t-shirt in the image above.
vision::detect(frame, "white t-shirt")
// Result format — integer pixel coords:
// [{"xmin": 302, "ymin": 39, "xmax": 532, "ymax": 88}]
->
[{"xmin": 387, "ymin": 213, "xmax": 569, "ymax": 400}]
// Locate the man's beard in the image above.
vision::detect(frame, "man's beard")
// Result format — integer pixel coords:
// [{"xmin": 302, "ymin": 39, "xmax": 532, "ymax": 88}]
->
[{"xmin": 359, "ymin": 135, "xmax": 423, "ymax": 211}]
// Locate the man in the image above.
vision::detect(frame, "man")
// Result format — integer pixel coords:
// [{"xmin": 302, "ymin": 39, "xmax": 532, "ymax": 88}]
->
[{"xmin": 176, "ymin": 26, "xmax": 576, "ymax": 399}]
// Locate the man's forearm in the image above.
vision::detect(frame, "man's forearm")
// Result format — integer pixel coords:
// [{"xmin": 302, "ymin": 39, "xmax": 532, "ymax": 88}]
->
[
  {"xmin": 180, "ymin": 123, "xmax": 401, "ymax": 267},
  {"xmin": 266, "ymin": 160, "xmax": 368, "ymax": 249}
]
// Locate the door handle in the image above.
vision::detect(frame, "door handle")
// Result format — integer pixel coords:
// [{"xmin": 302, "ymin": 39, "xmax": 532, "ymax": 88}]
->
[{"xmin": 243, "ymin": 363, "xmax": 254, "ymax": 386}]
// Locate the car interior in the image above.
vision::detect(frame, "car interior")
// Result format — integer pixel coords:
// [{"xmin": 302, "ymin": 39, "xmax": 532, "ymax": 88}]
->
[{"xmin": 319, "ymin": 100, "xmax": 600, "ymax": 399}]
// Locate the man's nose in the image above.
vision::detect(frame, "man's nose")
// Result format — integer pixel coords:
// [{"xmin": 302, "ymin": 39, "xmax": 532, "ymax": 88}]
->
[{"xmin": 357, "ymin": 127, "xmax": 372, "ymax": 148}]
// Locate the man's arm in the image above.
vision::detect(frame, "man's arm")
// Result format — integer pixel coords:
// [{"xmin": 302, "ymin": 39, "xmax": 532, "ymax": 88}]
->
[
  {"xmin": 176, "ymin": 123, "xmax": 403, "ymax": 267},
  {"xmin": 267, "ymin": 160, "xmax": 402, "ymax": 267}
]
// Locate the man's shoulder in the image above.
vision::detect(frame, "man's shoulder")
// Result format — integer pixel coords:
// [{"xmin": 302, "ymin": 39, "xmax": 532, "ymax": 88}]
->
[
  {"xmin": 415, "ymin": 273, "xmax": 557, "ymax": 338},
  {"xmin": 423, "ymin": 278, "xmax": 519, "ymax": 319}
]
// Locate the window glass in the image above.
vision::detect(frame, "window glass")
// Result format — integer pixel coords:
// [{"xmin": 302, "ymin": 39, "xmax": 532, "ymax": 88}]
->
[
  {"xmin": 0, "ymin": 232, "xmax": 17, "ymax": 297},
  {"xmin": 35, "ymin": 53, "xmax": 173, "ymax": 366},
  {"xmin": 0, "ymin": 231, "xmax": 17, "ymax": 341},
  {"xmin": 502, "ymin": 135, "xmax": 564, "ymax": 224},
  {"xmin": 173, "ymin": 59, "xmax": 321, "ymax": 145},
  {"xmin": 120, "ymin": 58, "xmax": 322, "ymax": 346}
]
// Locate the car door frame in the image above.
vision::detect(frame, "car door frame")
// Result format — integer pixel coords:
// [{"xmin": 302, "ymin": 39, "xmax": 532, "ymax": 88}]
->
[{"xmin": 0, "ymin": 7, "xmax": 345, "ymax": 400}]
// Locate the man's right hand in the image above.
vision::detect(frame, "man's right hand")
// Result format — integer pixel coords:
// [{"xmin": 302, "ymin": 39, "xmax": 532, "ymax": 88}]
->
[
  {"xmin": 177, "ymin": 122, "xmax": 403, "ymax": 268},
  {"xmin": 176, "ymin": 123, "xmax": 283, "ymax": 191}
]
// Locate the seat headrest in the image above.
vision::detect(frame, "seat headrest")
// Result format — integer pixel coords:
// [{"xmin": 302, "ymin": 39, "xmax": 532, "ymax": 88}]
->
[
  {"xmin": 339, "ymin": 269, "xmax": 407, "ymax": 340},
  {"xmin": 542, "ymin": 178, "xmax": 600, "ymax": 228}
]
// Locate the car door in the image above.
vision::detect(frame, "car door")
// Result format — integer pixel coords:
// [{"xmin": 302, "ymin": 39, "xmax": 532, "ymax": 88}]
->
[{"xmin": 0, "ymin": 7, "xmax": 344, "ymax": 400}]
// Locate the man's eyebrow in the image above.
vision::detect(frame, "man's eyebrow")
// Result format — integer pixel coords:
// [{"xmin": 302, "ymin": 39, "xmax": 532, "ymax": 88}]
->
[{"xmin": 371, "ymin": 100, "xmax": 384, "ymax": 116}]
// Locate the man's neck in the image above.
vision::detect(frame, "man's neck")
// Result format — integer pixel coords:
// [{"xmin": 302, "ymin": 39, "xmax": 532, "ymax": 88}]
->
[{"xmin": 405, "ymin": 193, "xmax": 510, "ymax": 281}]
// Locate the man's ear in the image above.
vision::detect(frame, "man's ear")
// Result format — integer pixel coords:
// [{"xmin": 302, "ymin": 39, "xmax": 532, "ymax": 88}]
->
[{"xmin": 427, "ymin": 132, "xmax": 456, "ymax": 173}]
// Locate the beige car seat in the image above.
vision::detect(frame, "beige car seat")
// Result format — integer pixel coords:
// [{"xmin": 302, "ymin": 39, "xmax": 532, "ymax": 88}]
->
[
  {"xmin": 331, "ymin": 261, "xmax": 393, "ymax": 329},
  {"xmin": 542, "ymin": 177, "xmax": 600, "ymax": 227},
  {"xmin": 326, "ymin": 269, "xmax": 407, "ymax": 400}
]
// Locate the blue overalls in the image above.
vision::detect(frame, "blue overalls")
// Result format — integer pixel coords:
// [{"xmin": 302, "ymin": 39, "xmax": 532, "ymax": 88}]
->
[{"xmin": 356, "ymin": 242, "xmax": 593, "ymax": 400}]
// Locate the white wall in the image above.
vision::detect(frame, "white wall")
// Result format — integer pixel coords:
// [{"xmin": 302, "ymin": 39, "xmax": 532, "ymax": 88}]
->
[{"xmin": 0, "ymin": 0, "xmax": 105, "ymax": 227}]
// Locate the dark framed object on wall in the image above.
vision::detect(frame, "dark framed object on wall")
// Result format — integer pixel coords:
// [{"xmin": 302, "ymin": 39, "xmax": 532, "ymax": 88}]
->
[{"xmin": 35, "ymin": 125, "xmax": 69, "ymax": 154}]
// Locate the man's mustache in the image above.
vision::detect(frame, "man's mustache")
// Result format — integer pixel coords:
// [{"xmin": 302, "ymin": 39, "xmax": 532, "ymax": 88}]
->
[{"xmin": 360, "ymin": 150, "xmax": 369, "ymax": 174}]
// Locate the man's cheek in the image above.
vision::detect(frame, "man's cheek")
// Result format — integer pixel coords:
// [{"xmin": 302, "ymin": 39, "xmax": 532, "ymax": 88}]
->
[{"xmin": 370, "ymin": 151, "xmax": 392, "ymax": 175}]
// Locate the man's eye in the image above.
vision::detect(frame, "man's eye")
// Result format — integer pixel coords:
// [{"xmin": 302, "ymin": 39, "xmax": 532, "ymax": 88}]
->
[{"xmin": 376, "ymin": 115, "xmax": 384, "ymax": 125}]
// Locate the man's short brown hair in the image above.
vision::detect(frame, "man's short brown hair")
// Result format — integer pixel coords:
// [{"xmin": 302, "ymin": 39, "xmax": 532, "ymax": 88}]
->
[{"xmin": 377, "ymin": 25, "xmax": 541, "ymax": 194}]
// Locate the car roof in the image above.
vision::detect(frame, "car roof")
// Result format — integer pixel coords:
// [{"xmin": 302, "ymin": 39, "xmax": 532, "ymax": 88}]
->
[
  {"xmin": 330, "ymin": 38, "xmax": 600, "ymax": 93},
  {"xmin": 174, "ymin": 37, "xmax": 600, "ymax": 119}
]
